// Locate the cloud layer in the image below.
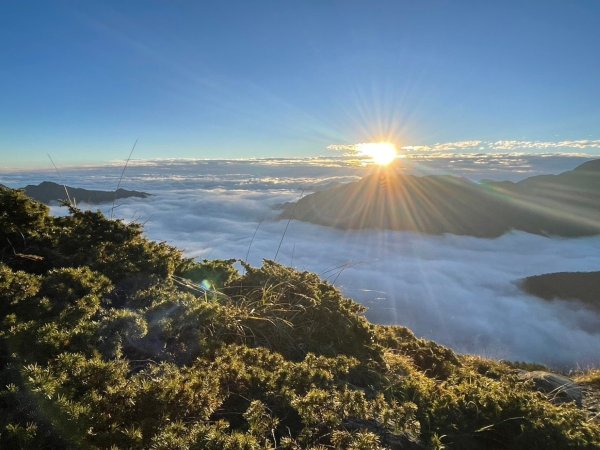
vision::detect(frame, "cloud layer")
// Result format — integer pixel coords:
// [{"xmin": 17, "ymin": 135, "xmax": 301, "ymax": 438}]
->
[
  {"xmin": 400, "ymin": 139, "xmax": 600, "ymax": 153},
  {"xmin": 1, "ymin": 151, "xmax": 594, "ymax": 187},
  {"xmin": 330, "ymin": 139, "xmax": 600, "ymax": 155},
  {"xmin": 2, "ymin": 154, "xmax": 600, "ymax": 369}
]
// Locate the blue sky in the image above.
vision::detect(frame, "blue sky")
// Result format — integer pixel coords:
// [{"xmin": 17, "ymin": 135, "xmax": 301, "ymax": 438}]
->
[{"xmin": 1, "ymin": 0, "xmax": 600, "ymax": 167}]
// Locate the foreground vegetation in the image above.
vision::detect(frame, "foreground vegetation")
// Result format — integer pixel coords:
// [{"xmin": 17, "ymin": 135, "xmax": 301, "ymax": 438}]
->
[{"xmin": 1, "ymin": 186, "xmax": 599, "ymax": 449}]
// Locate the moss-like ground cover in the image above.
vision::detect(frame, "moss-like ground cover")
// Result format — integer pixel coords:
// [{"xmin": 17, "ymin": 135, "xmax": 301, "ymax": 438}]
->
[{"xmin": 1, "ymin": 186, "xmax": 598, "ymax": 449}]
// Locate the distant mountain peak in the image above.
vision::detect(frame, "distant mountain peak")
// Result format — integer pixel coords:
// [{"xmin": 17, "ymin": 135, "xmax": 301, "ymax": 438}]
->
[
  {"xmin": 573, "ymin": 159, "xmax": 600, "ymax": 172},
  {"xmin": 280, "ymin": 159, "xmax": 600, "ymax": 237},
  {"xmin": 22, "ymin": 181, "xmax": 151, "ymax": 205}
]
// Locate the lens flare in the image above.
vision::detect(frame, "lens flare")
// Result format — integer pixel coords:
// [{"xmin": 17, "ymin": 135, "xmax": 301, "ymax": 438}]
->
[{"xmin": 356, "ymin": 142, "xmax": 397, "ymax": 165}]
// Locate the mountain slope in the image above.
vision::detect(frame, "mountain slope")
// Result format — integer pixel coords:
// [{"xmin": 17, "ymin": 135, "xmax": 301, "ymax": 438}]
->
[
  {"xmin": 280, "ymin": 160, "xmax": 600, "ymax": 237},
  {"xmin": 521, "ymin": 271, "xmax": 600, "ymax": 312},
  {"xmin": 1, "ymin": 186, "xmax": 598, "ymax": 449},
  {"xmin": 22, "ymin": 181, "xmax": 150, "ymax": 205}
]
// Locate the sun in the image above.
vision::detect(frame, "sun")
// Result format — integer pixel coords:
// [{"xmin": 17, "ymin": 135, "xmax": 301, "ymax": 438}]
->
[{"xmin": 356, "ymin": 142, "xmax": 398, "ymax": 165}]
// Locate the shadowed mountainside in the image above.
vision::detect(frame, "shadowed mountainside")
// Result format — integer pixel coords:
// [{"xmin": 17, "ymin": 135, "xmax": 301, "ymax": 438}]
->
[
  {"xmin": 280, "ymin": 159, "xmax": 600, "ymax": 237},
  {"xmin": 521, "ymin": 271, "xmax": 600, "ymax": 312},
  {"xmin": 22, "ymin": 181, "xmax": 150, "ymax": 205}
]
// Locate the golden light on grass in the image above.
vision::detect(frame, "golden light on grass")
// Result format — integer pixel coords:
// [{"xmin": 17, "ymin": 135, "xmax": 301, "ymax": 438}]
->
[{"xmin": 356, "ymin": 142, "xmax": 397, "ymax": 165}]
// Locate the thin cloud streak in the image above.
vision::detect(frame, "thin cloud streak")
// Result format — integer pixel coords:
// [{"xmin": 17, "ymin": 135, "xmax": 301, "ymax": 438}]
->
[{"xmin": 400, "ymin": 139, "xmax": 600, "ymax": 153}]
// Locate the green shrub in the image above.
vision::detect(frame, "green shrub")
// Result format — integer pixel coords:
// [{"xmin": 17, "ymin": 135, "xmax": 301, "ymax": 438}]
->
[{"xmin": 0, "ymin": 187, "xmax": 598, "ymax": 449}]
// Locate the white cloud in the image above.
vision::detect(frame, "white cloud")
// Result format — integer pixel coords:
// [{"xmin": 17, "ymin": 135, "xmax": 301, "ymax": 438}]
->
[
  {"xmin": 401, "ymin": 140, "xmax": 483, "ymax": 152},
  {"xmin": 399, "ymin": 139, "xmax": 600, "ymax": 153}
]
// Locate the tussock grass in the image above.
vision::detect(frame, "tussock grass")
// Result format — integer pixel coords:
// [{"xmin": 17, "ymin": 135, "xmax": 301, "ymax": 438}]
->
[{"xmin": 575, "ymin": 369, "xmax": 600, "ymax": 388}]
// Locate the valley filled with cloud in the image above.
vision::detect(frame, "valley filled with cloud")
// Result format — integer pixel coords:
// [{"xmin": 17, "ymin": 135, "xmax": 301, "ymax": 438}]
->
[{"xmin": 3, "ymin": 153, "xmax": 600, "ymax": 369}]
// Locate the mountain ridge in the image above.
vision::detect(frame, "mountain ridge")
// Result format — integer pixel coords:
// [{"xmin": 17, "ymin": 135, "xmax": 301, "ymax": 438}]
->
[
  {"xmin": 280, "ymin": 159, "xmax": 600, "ymax": 237},
  {"xmin": 22, "ymin": 181, "xmax": 150, "ymax": 205},
  {"xmin": 521, "ymin": 271, "xmax": 600, "ymax": 312}
]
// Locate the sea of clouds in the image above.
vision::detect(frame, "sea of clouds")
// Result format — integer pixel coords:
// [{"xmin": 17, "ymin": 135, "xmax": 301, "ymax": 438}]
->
[{"xmin": 2, "ymin": 153, "xmax": 600, "ymax": 369}]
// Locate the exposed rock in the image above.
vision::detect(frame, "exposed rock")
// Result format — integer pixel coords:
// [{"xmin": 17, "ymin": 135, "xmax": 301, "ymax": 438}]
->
[
  {"xmin": 518, "ymin": 371, "xmax": 583, "ymax": 406},
  {"xmin": 581, "ymin": 387, "xmax": 600, "ymax": 423}
]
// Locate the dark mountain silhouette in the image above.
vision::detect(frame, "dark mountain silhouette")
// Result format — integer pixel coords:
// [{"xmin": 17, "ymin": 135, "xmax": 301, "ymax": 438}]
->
[
  {"xmin": 280, "ymin": 159, "xmax": 600, "ymax": 237},
  {"xmin": 22, "ymin": 181, "xmax": 150, "ymax": 205},
  {"xmin": 521, "ymin": 271, "xmax": 600, "ymax": 312}
]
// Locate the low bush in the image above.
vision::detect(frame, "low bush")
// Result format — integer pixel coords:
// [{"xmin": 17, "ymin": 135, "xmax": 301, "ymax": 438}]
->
[{"xmin": 0, "ymin": 186, "xmax": 598, "ymax": 449}]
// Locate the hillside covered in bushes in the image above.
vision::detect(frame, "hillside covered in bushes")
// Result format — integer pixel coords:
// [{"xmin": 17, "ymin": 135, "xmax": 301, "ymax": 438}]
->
[{"xmin": 1, "ymin": 186, "xmax": 599, "ymax": 449}]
